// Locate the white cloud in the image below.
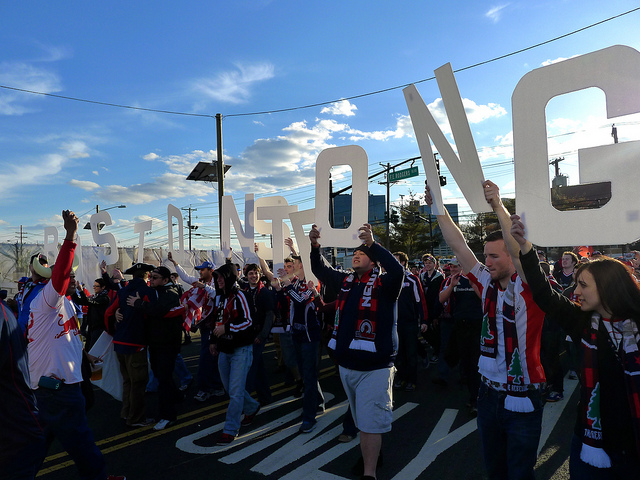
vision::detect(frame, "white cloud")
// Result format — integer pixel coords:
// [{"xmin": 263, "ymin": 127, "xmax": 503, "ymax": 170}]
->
[
  {"xmin": 0, "ymin": 153, "xmax": 68, "ymax": 198},
  {"xmin": 541, "ymin": 55, "xmax": 580, "ymax": 67},
  {"xmin": 0, "ymin": 62, "xmax": 62, "ymax": 115},
  {"xmin": 321, "ymin": 100, "xmax": 357, "ymax": 117},
  {"xmin": 486, "ymin": 4, "xmax": 509, "ymax": 22},
  {"xmin": 192, "ymin": 62, "xmax": 275, "ymax": 104},
  {"xmin": 92, "ymin": 171, "xmax": 99, "ymax": 176},
  {"xmin": 69, "ymin": 179, "xmax": 100, "ymax": 191},
  {"xmin": 426, "ymin": 98, "xmax": 507, "ymax": 136},
  {"xmin": 61, "ymin": 140, "xmax": 91, "ymax": 158},
  {"xmin": 0, "ymin": 219, "xmax": 8, "ymax": 226},
  {"xmin": 143, "ymin": 152, "xmax": 160, "ymax": 161}
]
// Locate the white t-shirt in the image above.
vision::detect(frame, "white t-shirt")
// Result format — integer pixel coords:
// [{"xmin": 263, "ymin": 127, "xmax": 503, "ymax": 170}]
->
[{"xmin": 27, "ymin": 281, "xmax": 84, "ymax": 389}]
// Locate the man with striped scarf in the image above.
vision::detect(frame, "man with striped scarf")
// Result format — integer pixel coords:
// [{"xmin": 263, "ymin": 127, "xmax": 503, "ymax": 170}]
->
[{"xmin": 310, "ymin": 223, "xmax": 403, "ymax": 480}]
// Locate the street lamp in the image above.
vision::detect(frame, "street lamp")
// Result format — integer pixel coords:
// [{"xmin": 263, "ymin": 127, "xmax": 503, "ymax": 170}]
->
[{"xmin": 83, "ymin": 204, "xmax": 127, "ymax": 230}]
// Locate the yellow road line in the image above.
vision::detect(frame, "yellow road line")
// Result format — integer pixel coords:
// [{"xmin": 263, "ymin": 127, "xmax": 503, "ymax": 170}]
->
[{"xmin": 38, "ymin": 365, "xmax": 338, "ymax": 475}]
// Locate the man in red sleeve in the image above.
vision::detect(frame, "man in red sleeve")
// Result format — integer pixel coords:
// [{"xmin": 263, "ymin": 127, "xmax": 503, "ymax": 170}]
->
[{"xmin": 27, "ymin": 210, "xmax": 125, "ymax": 480}]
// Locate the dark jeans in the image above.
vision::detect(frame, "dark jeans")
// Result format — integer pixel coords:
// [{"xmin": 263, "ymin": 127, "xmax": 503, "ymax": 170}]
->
[
  {"xmin": 294, "ymin": 340, "xmax": 324, "ymax": 424},
  {"xmin": 197, "ymin": 325, "xmax": 223, "ymax": 392},
  {"xmin": 456, "ymin": 318, "xmax": 481, "ymax": 406},
  {"xmin": 35, "ymin": 383, "xmax": 106, "ymax": 480},
  {"xmin": 569, "ymin": 434, "xmax": 640, "ymax": 479},
  {"xmin": 437, "ymin": 318, "xmax": 455, "ymax": 380},
  {"xmin": 246, "ymin": 341, "xmax": 272, "ymax": 404},
  {"xmin": 541, "ymin": 326, "xmax": 565, "ymax": 394},
  {"xmin": 476, "ymin": 382, "xmax": 543, "ymax": 480},
  {"xmin": 149, "ymin": 348, "xmax": 181, "ymax": 421},
  {"xmin": 396, "ymin": 321, "xmax": 419, "ymax": 384}
]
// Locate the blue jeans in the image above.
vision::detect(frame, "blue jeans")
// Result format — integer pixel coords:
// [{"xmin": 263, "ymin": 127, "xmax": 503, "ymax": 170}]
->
[
  {"xmin": 476, "ymin": 382, "xmax": 543, "ymax": 480},
  {"xmin": 294, "ymin": 340, "xmax": 324, "ymax": 425},
  {"xmin": 569, "ymin": 433, "xmax": 640, "ymax": 479},
  {"xmin": 198, "ymin": 325, "xmax": 223, "ymax": 392},
  {"xmin": 147, "ymin": 353, "xmax": 192, "ymax": 391},
  {"xmin": 35, "ymin": 383, "xmax": 106, "ymax": 480},
  {"xmin": 218, "ymin": 345, "xmax": 259, "ymax": 436}
]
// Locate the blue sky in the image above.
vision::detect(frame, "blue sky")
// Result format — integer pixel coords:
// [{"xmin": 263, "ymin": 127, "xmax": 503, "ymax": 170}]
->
[{"xmin": 1, "ymin": 1, "xmax": 640, "ymax": 251}]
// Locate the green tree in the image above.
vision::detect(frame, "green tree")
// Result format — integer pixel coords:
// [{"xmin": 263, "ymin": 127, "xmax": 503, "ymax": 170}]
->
[
  {"xmin": 507, "ymin": 347, "xmax": 524, "ymax": 385},
  {"xmin": 586, "ymin": 382, "xmax": 602, "ymax": 430}
]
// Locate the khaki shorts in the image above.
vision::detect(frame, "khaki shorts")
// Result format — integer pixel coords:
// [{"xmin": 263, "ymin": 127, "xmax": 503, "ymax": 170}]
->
[{"xmin": 339, "ymin": 365, "xmax": 395, "ymax": 434}]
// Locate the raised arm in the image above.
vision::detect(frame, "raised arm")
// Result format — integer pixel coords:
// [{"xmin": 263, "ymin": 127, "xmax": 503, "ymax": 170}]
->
[
  {"xmin": 254, "ymin": 243, "xmax": 274, "ymax": 283},
  {"xmin": 424, "ymin": 183, "xmax": 478, "ymax": 274},
  {"xmin": 483, "ymin": 180, "xmax": 525, "ymax": 279}
]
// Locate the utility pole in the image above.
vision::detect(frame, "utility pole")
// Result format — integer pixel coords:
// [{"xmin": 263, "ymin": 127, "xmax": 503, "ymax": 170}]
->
[
  {"xmin": 182, "ymin": 206, "xmax": 198, "ymax": 251},
  {"xmin": 378, "ymin": 163, "xmax": 392, "ymax": 249},
  {"xmin": 612, "ymin": 124, "xmax": 618, "ymax": 143},
  {"xmin": 216, "ymin": 113, "xmax": 224, "ymax": 246}
]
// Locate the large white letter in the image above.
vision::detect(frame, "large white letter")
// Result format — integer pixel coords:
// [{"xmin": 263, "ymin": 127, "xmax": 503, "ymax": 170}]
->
[
  {"xmin": 403, "ymin": 64, "xmax": 490, "ymax": 215},
  {"xmin": 43, "ymin": 227, "xmax": 58, "ymax": 263},
  {"xmin": 257, "ymin": 199, "xmax": 298, "ymax": 273},
  {"xmin": 221, "ymin": 194, "xmax": 255, "ymax": 259},
  {"xmin": 134, "ymin": 220, "xmax": 153, "ymax": 263},
  {"xmin": 315, "ymin": 145, "xmax": 369, "ymax": 246},
  {"xmin": 90, "ymin": 211, "xmax": 118, "ymax": 265},
  {"xmin": 513, "ymin": 45, "xmax": 640, "ymax": 246},
  {"xmin": 289, "ymin": 208, "xmax": 317, "ymax": 284},
  {"xmin": 167, "ymin": 204, "xmax": 185, "ymax": 264}
]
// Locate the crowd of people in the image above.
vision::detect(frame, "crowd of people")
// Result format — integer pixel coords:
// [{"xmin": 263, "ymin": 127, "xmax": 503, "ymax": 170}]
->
[{"xmin": 2, "ymin": 184, "xmax": 640, "ymax": 479}]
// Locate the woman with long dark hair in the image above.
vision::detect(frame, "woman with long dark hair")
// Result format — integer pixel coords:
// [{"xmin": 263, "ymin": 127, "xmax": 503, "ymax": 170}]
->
[
  {"xmin": 510, "ymin": 214, "xmax": 640, "ymax": 478},
  {"xmin": 73, "ymin": 278, "xmax": 110, "ymax": 351}
]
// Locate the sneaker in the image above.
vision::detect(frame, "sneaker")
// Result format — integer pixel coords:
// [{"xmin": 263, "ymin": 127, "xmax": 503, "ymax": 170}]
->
[
  {"xmin": 212, "ymin": 388, "xmax": 226, "ymax": 397},
  {"xmin": 430, "ymin": 354, "xmax": 439, "ymax": 363},
  {"xmin": 338, "ymin": 433, "xmax": 355, "ymax": 442},
  {"xmin": 546, "ymin": 391, "xmax": 564, "ymax": 402},
  {"xmin": 194, "ymin": 390, "xmax": 212, "ymax": 402},
  {"xmin": 404, "ymin": 382, "xmax": 416, "ymax": 392},
  {"xmin": 568, "ymin": 371, "xmax": 578, "ymax": 380},
  {"xmin": 217, "ymin": 432, "xmax": 236, "ymax": 445},
  {"xmin": 130, "ymin": 418, "xmax": 155, "ymax": 428},
  {"xmin": 153, "ymin": 419, "xmax": 176, "ymax": 431},
  {"xmin": 393, "ymin": 379, "xmax": 403, "ymax": 389},
  {"xmin": 299, "ymin": 421, "xmax": 316, "ymax": 433},
  {"xmin": 179, "ymin": 378, "xmax": 193, "ymax": 392},
  {"xmin": 241, "ymin": 404, "xmax": 261, "ymax": 426}
]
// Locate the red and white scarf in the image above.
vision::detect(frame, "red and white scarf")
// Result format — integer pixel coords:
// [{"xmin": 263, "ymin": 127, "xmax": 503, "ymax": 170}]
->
[
  {"xmin": 579, "ymin": 314, "xmax": 640, "ymax": 468},
  {"xmin": 479, "ymin": 274, "xmax": 535, "ymax": 412},
  {"xmin": 328, "ymin": 268, "xmax": 380, "ymax": 353}
]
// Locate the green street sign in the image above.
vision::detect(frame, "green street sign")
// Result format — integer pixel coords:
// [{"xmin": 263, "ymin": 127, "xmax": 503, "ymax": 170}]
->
[{"xmin": 389, "ymin": 166, "xmax": 419, "ymax": 182}]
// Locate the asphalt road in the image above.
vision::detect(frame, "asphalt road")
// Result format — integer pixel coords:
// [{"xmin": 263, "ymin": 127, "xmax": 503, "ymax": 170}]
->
[{"xmin": 37, "ymin": 333, "xmax": 575, "ymax": 480}]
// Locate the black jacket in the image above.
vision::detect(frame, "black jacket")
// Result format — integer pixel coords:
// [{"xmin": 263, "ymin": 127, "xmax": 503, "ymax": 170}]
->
[
  {"xmin": 311, "ymin": 242, "xmax": 403, "ymax": 371},
  {"xmin": 132, "ymin": 282, "xmax": 182, "ymax": 352}
]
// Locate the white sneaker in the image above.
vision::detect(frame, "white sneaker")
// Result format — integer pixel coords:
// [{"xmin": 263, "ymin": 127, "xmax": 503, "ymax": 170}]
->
[
  {"xmin": 153, "ymin": 419, "xmax": 175, "ymax": 431},
  {"xmin": 194, "ymin": 390, "xmax": 212, "ymax": 402}
]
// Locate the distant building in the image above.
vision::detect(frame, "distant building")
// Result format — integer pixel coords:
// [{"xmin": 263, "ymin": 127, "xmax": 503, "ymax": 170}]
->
[{"xmin": 332, "ymin": 193, "xmax": 386, "ymax": 227}]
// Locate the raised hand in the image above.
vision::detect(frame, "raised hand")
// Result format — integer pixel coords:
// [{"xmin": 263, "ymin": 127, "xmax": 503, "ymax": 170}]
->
[{"xmin": 309, "ymin": 224, "xmax": 321, "ymax": 247}]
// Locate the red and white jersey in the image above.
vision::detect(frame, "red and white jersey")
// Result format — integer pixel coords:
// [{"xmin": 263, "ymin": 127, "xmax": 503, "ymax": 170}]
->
[
  {"xmin": 27, "ymin": 281, "xmax": 84, "ymax": 389},
  {"xmin": 468, "ymin": 262, "xmax": 546, "ymax": 385}
]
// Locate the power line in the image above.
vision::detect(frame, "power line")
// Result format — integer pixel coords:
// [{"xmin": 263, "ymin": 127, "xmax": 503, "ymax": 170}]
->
[
  {"xmin": 1, "ymin": 8, "xmax": 638, "ymax": 120},
  {"xmin": 224, "ymin": 8, "xmax": 640, "ymax": 118}
]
